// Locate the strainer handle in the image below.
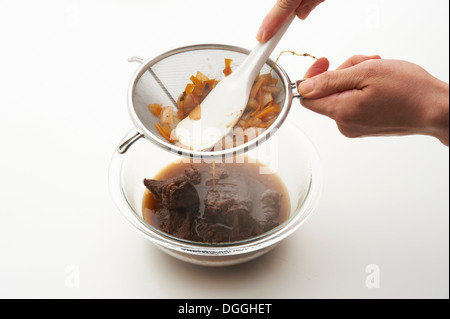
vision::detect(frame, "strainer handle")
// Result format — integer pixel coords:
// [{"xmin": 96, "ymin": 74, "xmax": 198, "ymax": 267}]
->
[
  {"xmin": 118, "ymin": 56, "xmax": 146, "ymax": 154},
  {"xmin": 117, "ymin": 131, "xmax": 144, "ymax": 154},
  {"xmin": 291, "ymin": 79, "xmax": 306, "ymax": 99},
  {"xmin": 128, "ymin": 56, "xmax": 144, "ymax": 64}
]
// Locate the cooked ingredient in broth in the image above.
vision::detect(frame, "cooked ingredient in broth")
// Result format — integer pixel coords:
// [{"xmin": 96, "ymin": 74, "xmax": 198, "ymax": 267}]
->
[
  {"xmin": 142, "ymin": 161, "xmax": 290, "ymax": 243},
  {"xmin": 148, "ymin": 59, "xmax": 282, "ymax": 149}
]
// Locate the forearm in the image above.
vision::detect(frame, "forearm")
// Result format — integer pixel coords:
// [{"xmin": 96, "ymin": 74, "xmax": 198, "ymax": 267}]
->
[{"xmin": 424, "ymin": 78, "xmax": 449, "ymax": 146}]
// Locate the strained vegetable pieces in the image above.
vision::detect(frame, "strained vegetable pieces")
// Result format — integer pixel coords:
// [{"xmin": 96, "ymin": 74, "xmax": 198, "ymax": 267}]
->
[{"xmin": 148, "ymin": 58, "xmax": 283, "ymax": 148}]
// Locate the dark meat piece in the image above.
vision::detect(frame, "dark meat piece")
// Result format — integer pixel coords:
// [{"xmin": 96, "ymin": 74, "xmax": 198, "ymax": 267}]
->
[
  {"xmin": 212, "ymin": 163, "xmax": 229, "ymax": 179},
  {"xmin": 202, "ymin": 184, "xmax": 262, "ymax": 241},
  {"xmin": 205, "ymin": 163, "xmax": 229, "ymax": 186},
  {"xmin": 184, "ymin": 165, "xmax": 201, "ymax": 185},
  {"xmin": 143, "ymin": 166, "xmax": 202, "ymax": 240},
  {"xmin": 155, "ymin": 207, "xmax": 197, "ymax": 241},
  {"xmin": 155, "ymin": 207, "xmax": 170, "ymax": 233},
  {"xmin": 143, "ymin": 176, "xmax": 199, "ymax": 210},
  {"xmin": 196, "ymin": 220, "xmax": 232, "ymax": 243},
  {"xmin": 259, "ymin": 189, "xmax": 282, "ymax": 232},
  {"xmin": 144, "ymin": 178, "xmax": 199, "ymax": 210},
  {"xmin": 229, "ymin": 210, "xmax": 262, "ymax": 241},
  {"xmin": 203, "ymin": 186, "xmax": 252, "ymax": 225}
]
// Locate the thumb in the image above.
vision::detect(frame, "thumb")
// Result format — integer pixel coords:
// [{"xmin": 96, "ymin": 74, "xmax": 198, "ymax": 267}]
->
[{"xmin": 298, "ymin": 68, "xmax": 363, "ymax": 99}]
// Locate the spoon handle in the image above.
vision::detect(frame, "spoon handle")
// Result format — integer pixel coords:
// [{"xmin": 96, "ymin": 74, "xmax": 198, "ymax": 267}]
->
[{"xmin": 237, "ymin": 13, "xmax": 296, "ymax": 81}]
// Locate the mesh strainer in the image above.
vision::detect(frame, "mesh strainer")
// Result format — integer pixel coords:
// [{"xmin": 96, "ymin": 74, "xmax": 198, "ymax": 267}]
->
[{"xmin": 118, "ymin": 44, "xmax": 303, "ymax": 158}]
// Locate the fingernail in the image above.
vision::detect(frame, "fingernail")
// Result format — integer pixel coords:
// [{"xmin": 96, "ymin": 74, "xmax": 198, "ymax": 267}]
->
[
  {"xmin": 298, "ymin": 79, "xmax": 314, "ymax": 96},
  {"xmin": 256, "ymin": 28, "xmax": 266, "ymax": 43}
]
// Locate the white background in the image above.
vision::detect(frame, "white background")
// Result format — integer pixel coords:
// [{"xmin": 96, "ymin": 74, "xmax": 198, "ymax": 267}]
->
[{"xmin": 0, "ymin": 0, "xmax": 448, "ymax": 299}]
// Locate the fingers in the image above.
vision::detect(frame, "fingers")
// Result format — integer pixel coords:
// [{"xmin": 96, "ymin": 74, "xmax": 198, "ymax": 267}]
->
[
  {"xmin": 300, "ymin": 89, "xmax": 364, "ymax": 120},
  {"xmin": 298, "ymin": 67, "xmax": 365, "ymax": 99},
  {"xmin": 257, "ymin": 0, "xmax": 324, "ymax": 43},
  {"xmin": 257, "ymin": 0, "xmax": 302, "ymax": 43},
  {"xmin": 303, "ymin": 57, "xmax": 330, "ymax": 78},
  {"xmin": 298, "ymin": 54, "xmax": 384, "ymax": 138},
  {"xmin": 298, "ymin": 55, "xmax": 382, "ymax": 98},
  {"xmin": 296, "ymin": 0, "xmax": 325, "ymax": 20},
  {"xmin": 337, "ymin": 54, "xmax": 381, "ymax": 70}
]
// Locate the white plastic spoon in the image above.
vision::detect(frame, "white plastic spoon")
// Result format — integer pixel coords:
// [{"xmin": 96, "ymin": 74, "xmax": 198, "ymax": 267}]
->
[{"xmin": 175, "ymin": 14, "xmax": 296, "ymax": 151}]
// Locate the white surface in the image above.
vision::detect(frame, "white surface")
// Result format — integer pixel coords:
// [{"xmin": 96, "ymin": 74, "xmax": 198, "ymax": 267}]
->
[{"xmin": 0, "ymin": 0, "xmax": 448, "ymax": 299}]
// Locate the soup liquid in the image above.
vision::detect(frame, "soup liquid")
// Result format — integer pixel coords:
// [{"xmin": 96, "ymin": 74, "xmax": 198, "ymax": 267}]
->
[{"xmin": 142, "ymin": 160, "xmax": 290, "ymax": 242}]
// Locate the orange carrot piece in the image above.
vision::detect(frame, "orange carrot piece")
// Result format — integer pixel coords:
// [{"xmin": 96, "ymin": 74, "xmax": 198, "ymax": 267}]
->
[
  {"xmin": 148, "ymin": 104, "xmax": 162, "ymax": 117},
  {"xmin": 271, "ymin": 103, "xmax": 281, "ymax": 113},
  {"xmin": 161, "ymin": 123, "xmax": 173, "ymax": 137},
  {"xmin": 223, "ymin": 67, "xmax": 232, "ymax": 77},
  {"xmin": 250, "ymin": 108, "xmax": 260, "ymax": 118},
  {"xmin": 250, "ymin": 78, "xmax": 266, "ymax": 99},
  {"xmin": 254, "ymin": 105, "xmax": 279, "ymax": 119},
  {"xmin": 155, "ymin": 123, "xmax": 173, "ymax": 142},
  {"xmin": 185, "ymin": 83, "xmax": 195, "ymax": 94},
  {"xmin": 192, "ymin": 85, "xmax": 203, "ymax": 96},
  {"xmin": 190, "ymin": 75, "xmax": 205, "ymax": 89},
  {"xmin": 223, "ymin": 59, "xmax": 232, "ymax": 76},
  {"xmin": 257, "ymin": 88, "xmax": 263, "ymax": 109},
  {"xmin": 250, "ymin": 90, "xmax": 263, "ymax": 117},
  {"xmin": 196, "ymin": 71, "xmax": 210, "ymax": 82}
]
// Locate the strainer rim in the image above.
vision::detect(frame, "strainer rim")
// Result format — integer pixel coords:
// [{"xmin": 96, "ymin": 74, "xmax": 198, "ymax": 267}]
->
[{"xmin": 127, "ymin": 43, "xmax": 293, "ymax": 159}]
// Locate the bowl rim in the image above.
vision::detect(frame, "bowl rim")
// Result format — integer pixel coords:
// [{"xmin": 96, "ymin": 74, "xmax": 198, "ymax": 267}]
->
[
  {"xmin": 109, "ymin": 121, "xmax": 323, "ymax": 257},
  {"xmin": 126, "ymin": 43, "xmax": 294, "ymax": 159}
]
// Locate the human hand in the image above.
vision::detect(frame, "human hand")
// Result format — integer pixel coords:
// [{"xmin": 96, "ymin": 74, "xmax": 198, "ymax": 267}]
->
[
  {"xmin": 257, "ymin": 0, "xmax": 325, "ymax": 43},
  {"xmin": 298, "ymin": 55, "xmax": 450, "ymax": 146}
]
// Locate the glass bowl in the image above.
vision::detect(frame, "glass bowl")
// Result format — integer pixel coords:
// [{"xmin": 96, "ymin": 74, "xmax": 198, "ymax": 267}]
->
[{"xmin": 109, "ymin": 120, "xmax": 322, "ymax": 266}]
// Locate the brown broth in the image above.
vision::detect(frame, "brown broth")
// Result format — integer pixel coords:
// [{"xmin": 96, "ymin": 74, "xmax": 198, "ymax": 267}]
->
[{"xmin": 142, "ymin": 160, "xmax": 290, "ymax": 242}]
